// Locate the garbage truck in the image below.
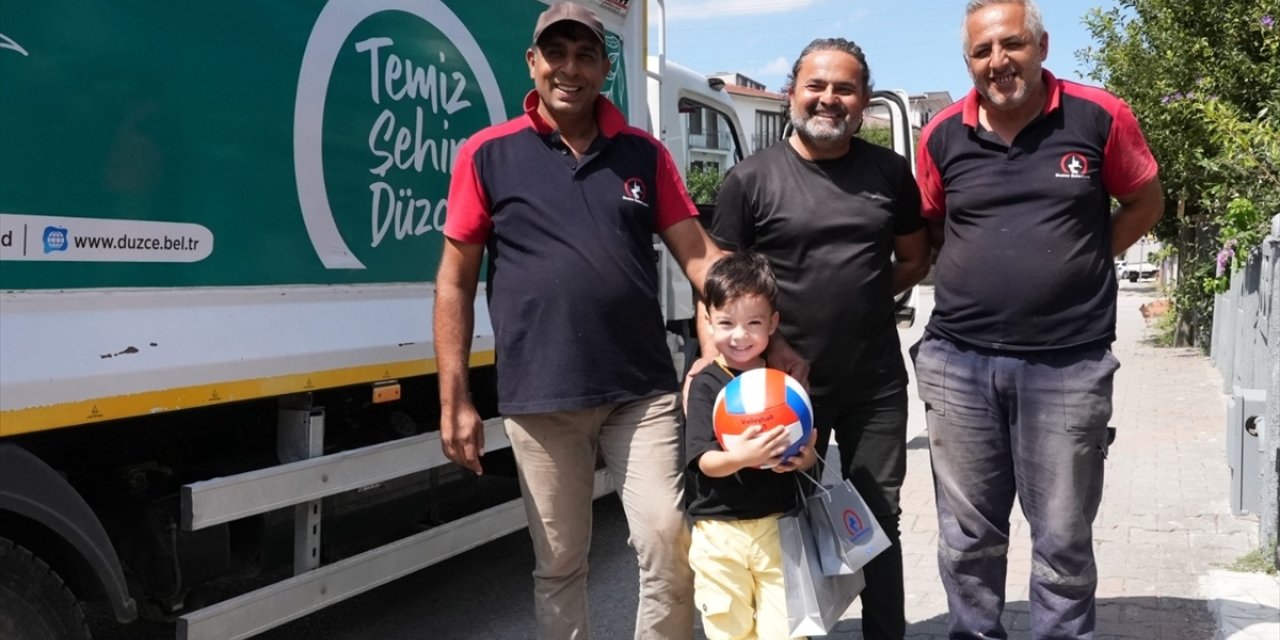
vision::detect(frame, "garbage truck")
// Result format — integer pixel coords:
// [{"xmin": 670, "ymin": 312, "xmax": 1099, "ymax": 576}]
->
[
  {"xmin": 0, "ymin": 1, "xmax": 922, "ymax": 637},
  {"xmin": 0, "ymin": 1, "xmax": 755, "ymax": 638}
]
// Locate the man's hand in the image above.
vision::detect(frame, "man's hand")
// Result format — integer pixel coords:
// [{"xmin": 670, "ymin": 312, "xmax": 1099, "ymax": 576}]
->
[
  {"xmin": 435, "ymin": 237, "xmax": 486, "ymax": 475},
  {"xmin": 440, "ymin": 401, "xmax": 485, "ymax": 475},
  {"xmin": 764, "ymin": 335, "xmax": 810, "ymax": 388}
]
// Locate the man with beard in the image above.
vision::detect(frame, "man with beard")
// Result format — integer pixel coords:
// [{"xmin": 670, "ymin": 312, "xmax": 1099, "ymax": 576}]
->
[
  {"xmin": 913, "ymin": 1, "xmax": 1162, "ymax": 637},
  {"xmin": 705, "ymin": 37, "xmax": 931, "ymax": 640}
]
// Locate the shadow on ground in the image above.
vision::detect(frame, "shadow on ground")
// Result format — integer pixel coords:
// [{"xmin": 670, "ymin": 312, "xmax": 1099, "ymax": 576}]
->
[{"xmin": 833, "ymin": 595, "xmax": 1277, "ymax": 639}]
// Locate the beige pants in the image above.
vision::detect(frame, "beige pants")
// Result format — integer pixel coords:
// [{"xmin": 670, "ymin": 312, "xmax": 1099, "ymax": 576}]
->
[
  {"xmin": 690, "ymin": 517, "xmax": 795, "ymax": 640},
  {"xmin": 505, "ymin": 392, "xmax": 694, "ymax": 640}
]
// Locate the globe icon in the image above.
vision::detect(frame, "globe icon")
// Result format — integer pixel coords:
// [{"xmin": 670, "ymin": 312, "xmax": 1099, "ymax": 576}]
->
[{"xmin": 43, "ymin": 226, "xmax": 68, "ymax": 253}]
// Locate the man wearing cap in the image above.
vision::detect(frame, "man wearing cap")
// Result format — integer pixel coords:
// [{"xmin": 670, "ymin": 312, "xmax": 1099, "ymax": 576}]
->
[{"xmin": 434, "ymin": 2, "xmax": 717, "ymax": 638}]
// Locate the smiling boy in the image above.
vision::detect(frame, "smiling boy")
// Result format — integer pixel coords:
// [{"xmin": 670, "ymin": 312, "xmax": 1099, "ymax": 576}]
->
[{"xmin": 684, "ymin": 251, "xmax": 818, "ymax": 640}]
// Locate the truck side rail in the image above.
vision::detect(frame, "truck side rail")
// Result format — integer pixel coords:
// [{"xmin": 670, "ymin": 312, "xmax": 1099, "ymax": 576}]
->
[
  {"xmin": 181, "ymin": 419, "xmax": 509, "ymax": 531},
  {"xmin": 178, "ymin": 415, "xmax": 612, "ymax": 640}
]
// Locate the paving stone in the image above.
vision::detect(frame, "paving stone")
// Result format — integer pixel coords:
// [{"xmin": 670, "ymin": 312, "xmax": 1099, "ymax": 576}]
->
[{"xmin": 880, "ymin": 287, "xmax": 1263, "ymax": 639}]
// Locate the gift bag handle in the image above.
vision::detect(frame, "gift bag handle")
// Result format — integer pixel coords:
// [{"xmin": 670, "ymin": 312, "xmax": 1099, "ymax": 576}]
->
[{"xmin": 796, "ymin": 466, "xmax": 833, "ymax": 502}]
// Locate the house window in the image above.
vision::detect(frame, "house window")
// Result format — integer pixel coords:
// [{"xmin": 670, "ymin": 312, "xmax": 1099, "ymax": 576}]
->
[
  {"xmin": 688, "ymin": 107, "xmax": 703, "ymax": 135},
  {"xmin": 755, "ymin": 111, "xmax": 785, "ymax": 153}
]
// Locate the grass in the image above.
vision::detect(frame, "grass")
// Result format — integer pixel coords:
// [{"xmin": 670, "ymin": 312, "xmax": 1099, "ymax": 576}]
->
[
  {"xmin": 1149, "ymin": 303, "xmax": 1179, "ymax": 347},
  {"xmin": 1226, "ymin": 541, "xmax": 1279, "ymax": 575}
]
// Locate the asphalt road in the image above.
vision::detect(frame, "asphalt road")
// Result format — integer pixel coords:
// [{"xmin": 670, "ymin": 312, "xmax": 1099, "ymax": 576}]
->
[
  {"xmin": 88, "ymin": 288, "xmax": 943, "ymax": 640},
  {"xmin": 87, "ymin": 281, "xmax": 1171, "ymax": 640}
]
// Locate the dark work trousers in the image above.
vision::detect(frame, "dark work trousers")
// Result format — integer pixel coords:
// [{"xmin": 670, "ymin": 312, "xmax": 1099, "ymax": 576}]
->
[
  {"xmin": 912, "ymin": 333, "xmax": 1118, "ymax": 640},
  {"xmin": 812, "ymin": 387, "xmax": 908, "ymax": 640}
]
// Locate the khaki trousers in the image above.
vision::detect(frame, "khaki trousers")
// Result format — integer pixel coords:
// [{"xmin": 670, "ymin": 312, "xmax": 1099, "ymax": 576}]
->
[
  {"xmin": 689, "ymin": 517, "xmax": 794, "ymax": 640},
  {"xmin": 505, "ymin": 392, "xmax": 694, "ymax": 640}
]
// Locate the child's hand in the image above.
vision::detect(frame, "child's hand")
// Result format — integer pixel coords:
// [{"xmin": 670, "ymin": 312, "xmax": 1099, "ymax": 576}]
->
[
  {"xmin": 771, "ymin": 447, "xmax": 804, "ymax": 473},
  {"xmin": 733, "ymin": 425, "xmax": 790, "ymax": 469},
  {"xmin": 772, "ymin": 429, "xmax": 819, "ymax": 473}
]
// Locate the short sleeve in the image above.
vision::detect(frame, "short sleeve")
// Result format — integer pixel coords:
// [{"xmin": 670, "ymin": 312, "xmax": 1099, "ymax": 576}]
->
[
  {"xmin": 708, "ymin": 168, "xmax": 755, "ymax": 251},
  {"xmin": 654, "ymin": 145, "xmax": 699, "ymax": 231},
  {"xmin": 892, "ymin": 155, "xmax": 925, "ymax": 235},
  {"xmin": 1102, "ymin": 100, "xmax": 1159, "ymax": 198},
  {"xmin": 915, "ymin": 131, "xmax": 947, "ymax": 219},
  {"xmin": 442, "ymin": 140, "xmax": 492, "ymax": 244},
  {"xmin": 685, "ymin": 372, "xmax": 725, "ymax": 469}
]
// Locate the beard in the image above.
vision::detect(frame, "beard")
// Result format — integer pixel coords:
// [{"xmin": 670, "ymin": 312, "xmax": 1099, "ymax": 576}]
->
[{"xmin": 789, "ymin": 104, "xmax": 850, "ymax": 144}]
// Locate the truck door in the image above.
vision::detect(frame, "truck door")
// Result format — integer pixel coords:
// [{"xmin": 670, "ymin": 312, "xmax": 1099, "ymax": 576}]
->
[
  {"xmin": 678, "ymin": 95, "xmax": 744, "ymax": 211},
  {"xmin": 645, "ymin": 60, "xmax": 746, "ymax": 374},
  {"xmin": 654, "ymin": 94, "xmax": 745, "ymax": 376},
  {"xmin": 859, "ymin": 90, "xmax": 916, "ymax": 169}
]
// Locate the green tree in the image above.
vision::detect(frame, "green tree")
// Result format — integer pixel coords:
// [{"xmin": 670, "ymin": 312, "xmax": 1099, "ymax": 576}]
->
[
  {"xmin": 856, "ymin": 123, "xmax": 894, "ymax": 149},
  {"xmin": 685, "ymin": 163, "xmax": 724, "ymax": 205},
  {"xmin": 1080, "ymin": 0, "xmax": 1279, "ymax": 345}
]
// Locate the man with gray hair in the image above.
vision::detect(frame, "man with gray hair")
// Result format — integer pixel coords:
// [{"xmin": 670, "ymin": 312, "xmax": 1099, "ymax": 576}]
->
[{"xmin": 913, "ymin": 0, "xmax": 1164, "ymax": 637}]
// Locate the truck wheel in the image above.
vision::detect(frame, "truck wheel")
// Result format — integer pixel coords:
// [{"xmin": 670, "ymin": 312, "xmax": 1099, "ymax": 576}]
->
[{"xmin": 0, "ymin": 537, "xmax": 91, "ymax": 640}]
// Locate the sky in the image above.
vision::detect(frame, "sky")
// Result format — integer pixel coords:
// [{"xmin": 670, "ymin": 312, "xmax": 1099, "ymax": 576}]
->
[{"xmin": 654, "ymin": 0, "xmax": 1122, "ymax": 101}]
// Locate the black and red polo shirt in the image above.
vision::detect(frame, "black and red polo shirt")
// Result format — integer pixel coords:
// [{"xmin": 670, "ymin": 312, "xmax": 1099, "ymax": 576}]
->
[
  {"xmin": 916, "ymin": 70, "xmax": 1158, "ymax": 351},
  {"xmin": 445, "ymin": 91, "xmax": 697, "ymax": 414}
]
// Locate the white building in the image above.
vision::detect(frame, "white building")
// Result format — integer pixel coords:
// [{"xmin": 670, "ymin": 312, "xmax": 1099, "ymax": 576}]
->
[
  {"xmin": 709, "ymin": 72, "xmax": 787, "ymax": 155},
  {"xmin": 688, "ymin": 76, "xmax": 901, "ymax": 166},
  {"xmin": 704, "ymin": 73, "xmax": 957, "ymax": 157},
  {"xmin": 908, "ymin": 91, "xmax": 956, "ymax": 129}
]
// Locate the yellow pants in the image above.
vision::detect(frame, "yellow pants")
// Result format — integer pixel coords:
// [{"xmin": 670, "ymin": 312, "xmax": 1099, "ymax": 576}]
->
[{"xmin": 690, "ymin": 516, "xmax": 802, "ymax": 640}]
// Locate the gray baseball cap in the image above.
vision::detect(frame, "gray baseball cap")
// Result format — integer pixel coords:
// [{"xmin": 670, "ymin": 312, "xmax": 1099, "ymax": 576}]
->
[{"xmin": 532, "ymin": 2, "xmax": 604, "ymax": 46}]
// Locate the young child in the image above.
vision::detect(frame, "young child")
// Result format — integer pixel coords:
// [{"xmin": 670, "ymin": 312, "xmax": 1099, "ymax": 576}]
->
[{"xmin": 685, "ymin": 251, "xmax": 818, "ymax": 640}]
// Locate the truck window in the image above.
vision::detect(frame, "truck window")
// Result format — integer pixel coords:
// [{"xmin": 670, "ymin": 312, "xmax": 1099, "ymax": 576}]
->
[
  {"xmin": 679, "ymin": 100, "xmax": 742, "ymax": 206},
  {"xmin": 858, "ymin": 102, "xmax": 896, "ymax": 150}
]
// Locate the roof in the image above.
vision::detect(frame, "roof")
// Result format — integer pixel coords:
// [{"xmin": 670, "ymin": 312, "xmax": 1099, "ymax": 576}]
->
[{"xmin": 724, "ymin": 84, "xmax": 784, "ymax": 101}]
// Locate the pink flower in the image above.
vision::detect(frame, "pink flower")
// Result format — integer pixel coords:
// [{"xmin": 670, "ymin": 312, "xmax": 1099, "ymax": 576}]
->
[{"xmin": 1215, "ymin": 243, "xmax": 1237, "ymax": 277}]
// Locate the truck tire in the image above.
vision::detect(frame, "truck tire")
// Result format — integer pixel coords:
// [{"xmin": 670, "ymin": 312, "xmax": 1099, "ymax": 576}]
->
[{"xmin": 0, "ymin": 537, "xmax": 91, "ymax": 640}]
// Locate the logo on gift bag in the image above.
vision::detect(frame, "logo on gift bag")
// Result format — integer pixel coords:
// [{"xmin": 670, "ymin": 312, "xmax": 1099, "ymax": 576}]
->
[{"xmin": 843, "ymin": 508, "xmax": 871, "ymax": 541}]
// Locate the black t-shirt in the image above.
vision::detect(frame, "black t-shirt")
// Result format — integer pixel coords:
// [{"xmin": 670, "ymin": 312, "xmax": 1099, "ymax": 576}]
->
[
  {"xmin": 710, "ymin": 139, "xmax": 924, "ymax": 400},
  {"xmin": 685, "ymin": 364, "xmax": 802, "ymax": 521}
]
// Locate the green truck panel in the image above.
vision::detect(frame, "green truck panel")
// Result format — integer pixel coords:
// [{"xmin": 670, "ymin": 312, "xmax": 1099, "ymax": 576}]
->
[{"xmin": 0, "ymin": 0, "xmax": 628, "ymax": 289}]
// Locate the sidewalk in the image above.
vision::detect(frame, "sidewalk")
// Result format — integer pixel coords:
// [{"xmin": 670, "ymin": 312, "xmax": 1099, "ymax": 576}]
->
[{"xmin": 831, "ymin": 284, "xmax": 1276, "ymax": 639}]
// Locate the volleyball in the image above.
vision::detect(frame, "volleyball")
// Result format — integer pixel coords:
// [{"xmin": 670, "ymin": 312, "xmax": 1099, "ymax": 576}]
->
[{"xmin": 712, "ymin": 368, "xmax": 813, "ymax": 468}]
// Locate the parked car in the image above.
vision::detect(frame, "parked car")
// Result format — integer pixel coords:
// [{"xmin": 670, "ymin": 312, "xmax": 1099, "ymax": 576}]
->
[{"xmin": 1119, "ymin": 262, "xmax": 1158, "ymax": 282}]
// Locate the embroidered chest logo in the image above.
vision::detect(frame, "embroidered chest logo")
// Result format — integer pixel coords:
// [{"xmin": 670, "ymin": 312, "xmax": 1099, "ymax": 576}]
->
[
  {"xmin": 622, "ymin": 177, "xmax": 649, "ymax": 207},
  {"xmin": 1055, "ymin": 152, "xmax": 1091, "ymax": 179}
]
